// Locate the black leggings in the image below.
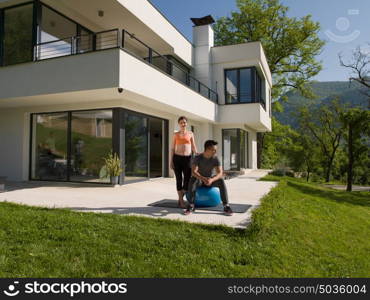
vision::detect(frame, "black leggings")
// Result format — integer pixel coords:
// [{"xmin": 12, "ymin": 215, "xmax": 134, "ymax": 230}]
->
[{"xmin": 173, "ymin": 154, "xmax": 192, "ymax": 191}]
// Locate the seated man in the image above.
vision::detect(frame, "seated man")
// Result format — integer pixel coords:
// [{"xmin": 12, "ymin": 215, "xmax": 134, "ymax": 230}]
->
[{"xmin": 184, "ymin": 140, "xmax": 233, "ymax": 216}]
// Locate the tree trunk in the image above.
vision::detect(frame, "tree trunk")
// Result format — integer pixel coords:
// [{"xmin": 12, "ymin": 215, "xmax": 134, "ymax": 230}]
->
[
  {"xmin": 306, "ymin": 171, "xmax": 310, "ymax": 182},
  {"xmin": 347, "ymin": 124, "xmax": 353, "ymax": 192},
  {"xmin": 325, "ymin": 162, "xmax": 331, "ymax": 183}
]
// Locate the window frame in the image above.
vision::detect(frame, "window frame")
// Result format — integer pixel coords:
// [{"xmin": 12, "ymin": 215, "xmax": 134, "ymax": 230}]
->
[{"xmin": 224, "ymin": 66, "xmax": 265, "ymax": 110}]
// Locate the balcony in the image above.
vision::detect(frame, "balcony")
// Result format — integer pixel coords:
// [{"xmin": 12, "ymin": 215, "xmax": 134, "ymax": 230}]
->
[
  {"xmin": 0, "ymin": 28, "xmax": 217, "ymax": 121},
  {"xmin": 10, "ymin": 28, "xmax": 218, "ymax": 103},
  {"xmin": 218, "ymin": 103, "xmax": 271, "ymax": 132}
]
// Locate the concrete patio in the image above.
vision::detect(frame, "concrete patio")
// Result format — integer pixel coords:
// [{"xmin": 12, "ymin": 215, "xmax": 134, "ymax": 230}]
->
[{"xmin": 0, "ymin": 170, "xmax": 277, "ymax": 228}]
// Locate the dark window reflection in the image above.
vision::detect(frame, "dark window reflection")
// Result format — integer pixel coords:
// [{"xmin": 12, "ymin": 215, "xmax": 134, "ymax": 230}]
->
[
  {"xmin": 240, "ymin": 68, "xmax": 252, "ymax": 103},
  {"xmin": 225, "ymin": 67, "xmax": 264, "ymax": 106},
  {"xmin": 3, "ymin": 4, "xmax": 33, "ymax": 65},
  {"xmin": 124, "ymin": 113, "xmax": 148, "ymax": 182},
  {"xmin": 31, "ymin": 113, "xmax": 68, "ymax": 180},
  {"xmin": 70, "ymin": 110, "xmax": 113, "ymax": 183}
]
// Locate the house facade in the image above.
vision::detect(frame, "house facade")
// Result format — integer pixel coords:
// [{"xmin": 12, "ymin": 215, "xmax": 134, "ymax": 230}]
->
[{"xmin": 0, "ymin": 0, "xmax": 272, "ymax": 185}]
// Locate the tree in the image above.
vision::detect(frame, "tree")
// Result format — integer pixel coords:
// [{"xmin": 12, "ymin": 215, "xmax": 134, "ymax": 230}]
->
[
  {"xmin": 340, "ymin": 109, "xmax": 370, "ymax": 191},
  {"xmin": 298, "ymin": 99, "xmax": 344, "ymax": 182},
  {"xmin": 214, "ymin": 0, "xmax": 325, "ymax": 100},
  {"xmin": 287, "ymin": 132, "xmax": 320, "ymax": 182},
  {"xmin": 259, "ymin": 117, "xmax": 298, "ymax": 169},
  {"xmin": 339, "ymin": 46, "xmax": 370, "ymax": 106}
]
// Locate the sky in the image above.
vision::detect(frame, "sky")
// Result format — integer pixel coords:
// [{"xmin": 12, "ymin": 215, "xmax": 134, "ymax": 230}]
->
[{"xmin": 150, "ymin": 0, "xmax": 370, "ymax": 82}]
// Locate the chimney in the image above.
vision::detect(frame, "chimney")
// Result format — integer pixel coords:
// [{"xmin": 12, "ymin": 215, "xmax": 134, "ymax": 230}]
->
[{"xmin": 191, "ymin": 15, "xmax": 215, "ymax": 89}]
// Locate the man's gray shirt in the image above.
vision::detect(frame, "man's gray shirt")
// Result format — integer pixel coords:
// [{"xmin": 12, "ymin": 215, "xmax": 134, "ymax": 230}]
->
[{"xmin": 192, "ymin": 154, "xmax": 220, "ymax": 178}]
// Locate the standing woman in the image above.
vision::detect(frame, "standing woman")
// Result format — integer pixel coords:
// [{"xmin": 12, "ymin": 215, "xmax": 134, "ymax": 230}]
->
[{"xmin": 170, "ymin": 116, "xmax": 198, "ymax": 208}]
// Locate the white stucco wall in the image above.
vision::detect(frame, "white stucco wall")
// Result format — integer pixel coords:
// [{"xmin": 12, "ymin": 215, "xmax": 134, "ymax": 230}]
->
[
  {"xmin": 119, "ymin": 49, "xmax": 216, "ymax": 122},
  {"xmin": 117, "ymin": 0, "xmax": 192, "ymax": 65},
  {"xmin": 248, "ymin": 130, "xmax": 258, "ymax": 169},
  {"xmin": 0, "ymin": 109, "xmax": 28, "ymax": 181},
  {"xmin": 0, "ymin": 49, "xmax": 120, "ymax": 101}
]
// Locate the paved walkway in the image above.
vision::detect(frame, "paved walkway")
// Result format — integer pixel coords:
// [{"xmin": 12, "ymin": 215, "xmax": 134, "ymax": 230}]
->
[{"xmin": 0, "ymin": 170, "xmax": 277, "ymax": 228}]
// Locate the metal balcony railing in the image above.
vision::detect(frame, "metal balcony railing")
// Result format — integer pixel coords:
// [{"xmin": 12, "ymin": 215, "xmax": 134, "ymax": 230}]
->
[
  {"xmin": 33, "ymin": 28, "xmax": 218, "ymax": 103},
  {"xmin": 121, "ymin": 29, "xmax": 218, "ymax": 103},
  {"xmin": 34, "ymin": 29, "xmax": 119, "ymax": 60}
]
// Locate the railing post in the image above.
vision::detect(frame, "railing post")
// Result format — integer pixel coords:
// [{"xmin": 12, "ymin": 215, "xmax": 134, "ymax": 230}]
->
[
  {"xmin": 92, "ymin": 34, "xmax": 97, "ymax": 51},
  {"xmin": 185, "ymin": 73, "xmax": 189, "ymax": 86},
  {"xmin": 166, "ymin": 61, "xmax": 172, "ymax": 75},
  {"xmin": 198, "ymin": 81, "xmax": 201, "ymax": 93},
  {"xmin": 121, "ymin": 30, "xmax": 125, "ymax": 48},
  {"xmin": 70, "ymin": 37, "xmax": 74, "ymax": 55},
  {"xmin": 34, "ymin": 45, "xmax": 38, "ymax": 61},
  {"xmin": 148, "ymin": 48, "xmax": 153, "ymax": 64},
  {"xmin": 208, "ymin": 88, "xmax": 211, "ymax": 100}
]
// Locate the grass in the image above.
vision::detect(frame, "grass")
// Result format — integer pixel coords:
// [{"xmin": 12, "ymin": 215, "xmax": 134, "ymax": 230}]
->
[{"xmin": 0, "ymin": 176, "xmax": 369, "ymax": 277}]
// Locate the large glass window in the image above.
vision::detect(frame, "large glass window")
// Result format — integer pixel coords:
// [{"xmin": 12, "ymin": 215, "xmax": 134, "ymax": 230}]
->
[
  {"xmin": 70, "ymin": 110, "xmax": 113, "ymax": 183},
  {"xmin": 225, "ymin": 67, "xmax": 265, "ymax": 108},
  {"xmin": 222, "ymin": 129, "xmax": 248, "ymax": 171},
  {"xmin": 0, "ymin": 2, "xmax": 94, "ymax": 64},
  {"xmin": 3, "ymin": 4, "xmax": 33, "ymax": 66},
  {"xmin": 31, "ymin": 113, "xmax": 68, "ymax": 181},
  {"xmin": 37, "ymin": 5, "xmax": 77, "ymax": 59},
  {"xmin": 31, "ymin": 110, "xmax": 113, "ymax": 183},
  {"xmin": 124, "ymin": 112, "xmax": 148, "ymax": 182},
  {"xmin": 31, "ymin": 109, "xmax": 167, "ymax": 184}
]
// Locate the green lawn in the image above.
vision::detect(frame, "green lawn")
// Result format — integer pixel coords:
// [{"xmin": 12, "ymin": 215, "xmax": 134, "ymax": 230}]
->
[{"xmin": 0, "ymin": 176, "xmax": 369, "ymax": 277}]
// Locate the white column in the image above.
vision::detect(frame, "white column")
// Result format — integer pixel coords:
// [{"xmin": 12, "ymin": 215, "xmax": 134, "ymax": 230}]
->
[
  {"xmin": 192, "ymin": 24, "xmax": 214, "ymax": 88},
  {"xmin": 248, "ymin": 131, "xmax": 258, "ymax": 169}
]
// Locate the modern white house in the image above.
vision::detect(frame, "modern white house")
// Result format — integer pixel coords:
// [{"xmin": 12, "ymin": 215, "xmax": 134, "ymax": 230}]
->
[{"xmin": 0, "ymin": 0, "xmax": 272, "ymax": 185}]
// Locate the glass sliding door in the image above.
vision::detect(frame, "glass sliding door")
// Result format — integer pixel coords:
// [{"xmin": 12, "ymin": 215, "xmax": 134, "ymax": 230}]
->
[
  {"xmin": 70, "ymin": 110, "xmax": 113, "ymax": 183},
  {"xmin": 31, "ymin": 113, "xmax": 68, "ymax": 180},
  {"xmin": 31, "ymin": 109, "xmax": 113, "ymax": 183},
  {"xmin": 222, "ymin": 129, "xmax": 248, "ymax": 171},
  {"xmin": 124, "ymin": 112, "xmax": 148, "ymax": 182},
  {"xmin": 3, "ymin": 4, "xmax": 33, "ymax": 66},
  {"xmin": 30, "ymin": 108, "xmax": 168, "ymax": 184}
]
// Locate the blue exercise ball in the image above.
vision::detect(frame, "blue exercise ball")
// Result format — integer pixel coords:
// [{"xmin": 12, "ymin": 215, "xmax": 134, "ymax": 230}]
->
[{"xmin": 186, "ymin": 186, "xmax": 222, "ymax": 207}]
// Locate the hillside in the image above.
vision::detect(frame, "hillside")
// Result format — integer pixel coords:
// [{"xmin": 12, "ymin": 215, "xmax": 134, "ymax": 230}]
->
[{"xmin": 275, "ymin": 81, "xmax": 369, "ymax": 128}]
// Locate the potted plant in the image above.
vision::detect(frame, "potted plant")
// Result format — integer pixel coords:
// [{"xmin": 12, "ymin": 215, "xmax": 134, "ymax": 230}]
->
[{"xmin": 103, "ymin": 152, "xmax": 123, "ymax": 186}]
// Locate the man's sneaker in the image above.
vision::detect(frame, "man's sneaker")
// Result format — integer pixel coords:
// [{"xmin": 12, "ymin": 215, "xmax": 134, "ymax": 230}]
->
[
  {"xmin": 223, "ymin": 205, "xmax": 233, "ymax": 216},
  {"xmin": 184, "ymin": 205, "xmax": 195, "ymax": 215}
]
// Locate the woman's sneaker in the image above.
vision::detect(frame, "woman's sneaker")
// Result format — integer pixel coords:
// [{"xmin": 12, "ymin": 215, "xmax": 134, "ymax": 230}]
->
[
  {"xmin": 184, "ymin": 205, "xmax": 195, "ymax": 215},
  {"xmin": 223, "ymin": 205, "xmax": 233, "ymax": 216}
]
